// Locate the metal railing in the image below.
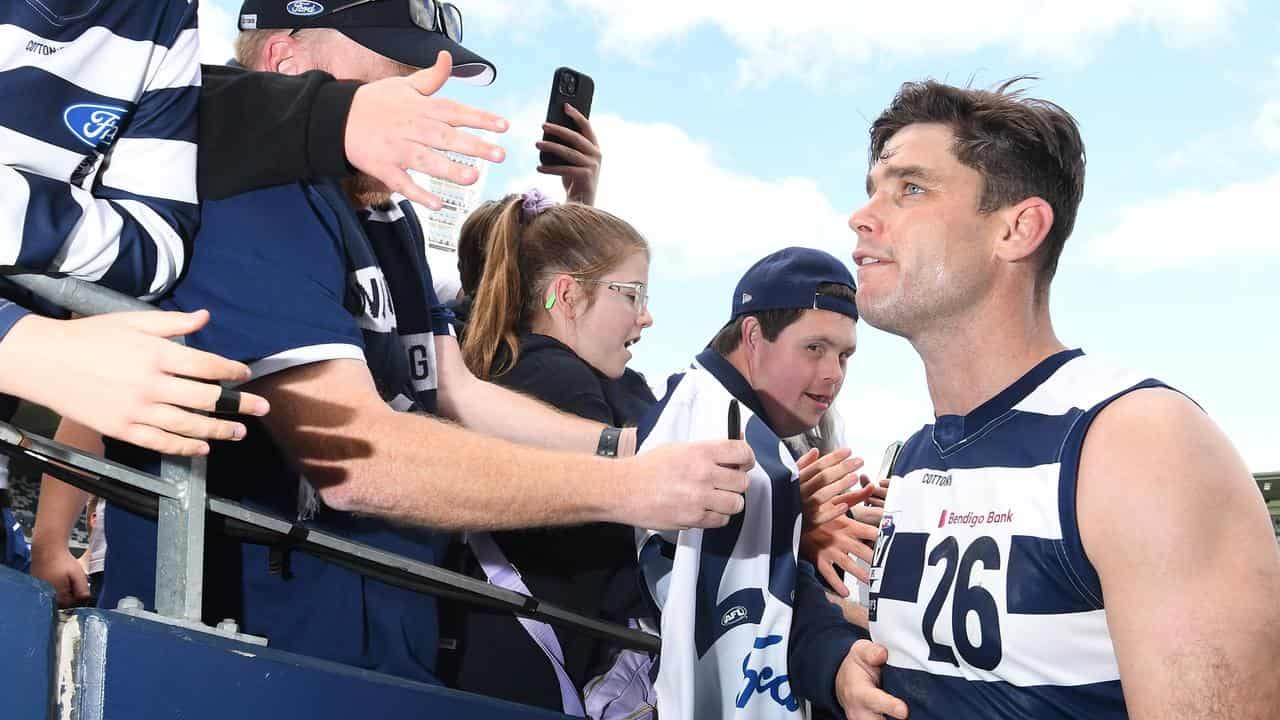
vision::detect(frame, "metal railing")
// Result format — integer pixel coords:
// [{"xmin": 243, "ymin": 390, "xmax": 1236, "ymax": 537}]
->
[{"xmin": 0, "ymin": 271, "xmax": 658, "ymax": 654}]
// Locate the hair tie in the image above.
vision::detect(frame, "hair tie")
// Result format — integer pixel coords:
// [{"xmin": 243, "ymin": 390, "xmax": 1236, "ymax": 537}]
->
[{"xmin": 519, "ymin": 188, "xmax": 557, "ymax": 224}]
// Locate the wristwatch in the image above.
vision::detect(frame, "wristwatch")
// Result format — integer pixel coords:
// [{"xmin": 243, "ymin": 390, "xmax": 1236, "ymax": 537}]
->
[{"xmin": 596, "ymin": 426, "xmax": 622, "ymax": 458}]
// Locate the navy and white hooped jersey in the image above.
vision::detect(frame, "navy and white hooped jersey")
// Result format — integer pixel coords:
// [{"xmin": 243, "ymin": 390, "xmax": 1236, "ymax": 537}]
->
[
  {"xmin": 868, "ymin": 349, "xmax": 1172, "ymax": 719},
  {"xmin": 1, "ymin": 1, "xmax": 199, "ymax": 298},
  {"xmin": 637, "ymin": 349, "xmax": 804, "ymax": 720}
]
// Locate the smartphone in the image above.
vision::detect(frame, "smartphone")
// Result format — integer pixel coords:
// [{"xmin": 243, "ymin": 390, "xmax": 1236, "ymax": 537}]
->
[{"xmin": 540, "ymin": 66, "xmax": 594, "ymax": 167}]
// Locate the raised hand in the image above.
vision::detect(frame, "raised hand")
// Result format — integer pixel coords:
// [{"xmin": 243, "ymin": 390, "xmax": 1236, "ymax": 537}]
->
[
  {"xmin": 797, "ymin": 447, "xmax": 874, "ymax": 527},
  {"xmin": 536, "ymin": 104, "xmax": 602, "ymax": 206},
  {"xmin": 345, "ymin": 50, "xmax": 509, "ymax": 209}
]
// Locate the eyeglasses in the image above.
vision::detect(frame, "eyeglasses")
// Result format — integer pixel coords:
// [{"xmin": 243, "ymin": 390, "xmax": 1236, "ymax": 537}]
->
[
  {"xmin": 576, "ymin": 279, "xmax": 649, "ymax": 315},
  {"xmin": 322, "ymin": 0, "xmax": 463, "ymax": 42}
]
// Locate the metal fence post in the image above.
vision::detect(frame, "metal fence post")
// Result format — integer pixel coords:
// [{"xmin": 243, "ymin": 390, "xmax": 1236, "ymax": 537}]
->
[{"xmin": 154, "ymin": 455, "xmax": 206, "ymax": 621}]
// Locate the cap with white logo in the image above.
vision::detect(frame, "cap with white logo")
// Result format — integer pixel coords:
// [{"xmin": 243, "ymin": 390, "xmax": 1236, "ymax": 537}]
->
[
  {"xmin": 728, "ymin": 247, "xmax": 857, "ymax": 323},
  {"xmin": 237, "ymin": 0, "xmax": 495, "ymax": 85}
]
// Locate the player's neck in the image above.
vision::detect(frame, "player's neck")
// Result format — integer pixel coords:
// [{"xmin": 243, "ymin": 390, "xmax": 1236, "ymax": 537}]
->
[{"xmin": 912, "ymin": 294, "xmax": 1065, "ymax": 418}]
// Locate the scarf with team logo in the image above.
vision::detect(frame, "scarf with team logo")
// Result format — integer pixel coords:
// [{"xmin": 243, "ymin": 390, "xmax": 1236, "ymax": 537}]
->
[{"xmin": 636, "ymin": 350, "xmax": 804, "ymax": 720}]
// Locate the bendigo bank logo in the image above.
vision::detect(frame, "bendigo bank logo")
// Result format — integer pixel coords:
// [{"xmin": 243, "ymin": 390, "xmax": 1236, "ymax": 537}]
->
[
  {"xmin": 937, "ymin": 508, "xmax": 1014, "ymax": 529},
  {"xmin": 63, "ymin": 104, "xmax": 125, "ymax": 150}
]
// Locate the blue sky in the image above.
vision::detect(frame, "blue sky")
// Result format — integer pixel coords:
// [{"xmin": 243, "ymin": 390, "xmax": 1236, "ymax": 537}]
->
[{"xmin": 203, "ymin": 1, "xmax": 1280, "ymax": 472}]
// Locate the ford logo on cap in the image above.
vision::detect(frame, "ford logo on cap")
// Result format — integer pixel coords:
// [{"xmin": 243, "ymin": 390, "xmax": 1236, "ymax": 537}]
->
[
  {"xmin": 286, "ymin": 0, "xmax": 324, "ymax": 16},
  {"xmin": 62, "ymin": 103, "xmax": 126, "ymax": 149}
]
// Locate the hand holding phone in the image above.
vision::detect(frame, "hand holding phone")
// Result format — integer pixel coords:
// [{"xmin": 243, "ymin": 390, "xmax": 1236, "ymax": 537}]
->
[{"xmin": 537, "ymin": 67, "xmax": 600, "ymax": 204}]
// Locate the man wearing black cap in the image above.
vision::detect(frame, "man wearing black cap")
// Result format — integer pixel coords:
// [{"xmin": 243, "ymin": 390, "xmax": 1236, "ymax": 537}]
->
[
  {"xmin": 235, "ymin": 0, "xmax": 496, "ymax": 84},
  {"xmin": 97, "ymin": 0, "xmax": 754, "ymax": 688},
  {"xmin": 637, "ymin": 247, "xmax": 876, "ymax": 720}
]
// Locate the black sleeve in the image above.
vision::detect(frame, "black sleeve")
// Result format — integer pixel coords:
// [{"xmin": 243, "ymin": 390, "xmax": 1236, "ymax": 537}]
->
[
  {"xmin": 198, "ymin": 65, "xmax": 359, "ymax": 200},
  {"xmin": 788, "ymin": 562, "xmax": 869, "ymax": 717}
]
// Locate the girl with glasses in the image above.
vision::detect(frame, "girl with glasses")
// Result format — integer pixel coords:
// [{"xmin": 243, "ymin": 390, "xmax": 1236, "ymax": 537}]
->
[{"xmin": 439, "ymin": 190, "xmax": 658, "ymax": 715}]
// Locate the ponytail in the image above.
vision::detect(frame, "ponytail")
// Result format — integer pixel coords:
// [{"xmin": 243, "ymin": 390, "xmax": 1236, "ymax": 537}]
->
[{"xmin": 463, "ymin": 197, "xmax": 526, "ymax": 380}]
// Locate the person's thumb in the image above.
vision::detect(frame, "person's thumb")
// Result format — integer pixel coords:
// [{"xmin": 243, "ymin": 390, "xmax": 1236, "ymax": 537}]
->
[
  {"xmin": 854, "ymin": 639, "xmax": 889, "ymax": 668},
  {"xmin": 406, "ymin": 51, "xmax": 453, "ymax": 96}
]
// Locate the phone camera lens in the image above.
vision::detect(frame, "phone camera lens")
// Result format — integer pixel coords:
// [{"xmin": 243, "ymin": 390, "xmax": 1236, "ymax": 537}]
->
[{"xmin": 559, "ymin": 72, "xmax": 578, "ymax": 96}]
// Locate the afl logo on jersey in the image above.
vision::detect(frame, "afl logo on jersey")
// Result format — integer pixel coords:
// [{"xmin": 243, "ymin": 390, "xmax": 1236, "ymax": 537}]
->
[
  {"xmin": 721, "ymin": 605, "xmax": 749, "ymax": 627},
  {"xmin": 286, "ymin": 0, "xmax": 324, "ymax": 16},
  {"xmin": 63, "ymin": 104, "xmax": 125, "ymax": 149}
]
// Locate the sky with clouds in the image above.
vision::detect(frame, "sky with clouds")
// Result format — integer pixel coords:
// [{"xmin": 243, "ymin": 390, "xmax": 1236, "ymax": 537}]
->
[{"xmin": 203, "ymin": 0, "xmax": 1280, "ymax": 472}]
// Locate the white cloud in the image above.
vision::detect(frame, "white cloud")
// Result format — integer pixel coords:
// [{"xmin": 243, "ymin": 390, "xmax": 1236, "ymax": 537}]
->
[
  {"xmin": 500, "ymin": 101, "xmax": 854, "ymax": 278},
  {"xmin": 561, "ymin": 0, "xmax": 1238, "ymax": 88},
  {"xmin": 1085, "ymin": 173, "xmax": 1280, "ymax": 270},
  {"xmin": 464, "ymin": 0, "xmax": 555, "ymax": 42},
  {"xmin": 199, "ymin": 1, "xmax": 237, "ymax": 65},
  {"xmin": 1255, "ymin": 101, "xmax": 1280, "ymax": 152},
  {"xmin": 436, "ymin": 0, "xmax": 1237, "ymax": 87}
]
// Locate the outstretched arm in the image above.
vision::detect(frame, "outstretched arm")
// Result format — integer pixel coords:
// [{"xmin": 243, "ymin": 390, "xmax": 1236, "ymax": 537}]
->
[
  {"xmin": 200, "ymin": 52, "xmax": 508, "ymax": 209},
  {"xmin": 248, "ymin": 357, "xmax": 752, "ymax": 532}
]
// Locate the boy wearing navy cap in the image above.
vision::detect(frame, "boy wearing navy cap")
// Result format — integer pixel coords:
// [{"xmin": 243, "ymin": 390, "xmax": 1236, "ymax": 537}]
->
[{"xmin": 637, "ymin": 247, "xmax": 875, "ymax": 720}]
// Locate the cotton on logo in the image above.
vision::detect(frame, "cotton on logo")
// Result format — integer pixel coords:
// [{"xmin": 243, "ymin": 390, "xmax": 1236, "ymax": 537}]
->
[{"xmin": 63, "ymin": 104, "xmax": 125, "ymax": 149}]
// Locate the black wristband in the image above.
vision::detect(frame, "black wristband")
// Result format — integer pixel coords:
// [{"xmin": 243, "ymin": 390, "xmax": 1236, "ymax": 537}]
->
[{"xmin": 596, "ymin": 426, "xmax": 622, "ymax": 458}]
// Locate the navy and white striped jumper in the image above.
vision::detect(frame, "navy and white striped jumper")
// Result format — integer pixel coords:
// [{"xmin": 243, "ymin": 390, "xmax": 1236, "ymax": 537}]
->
[
  {"xmin": 868, "ymin": 349, "xmax": 1174, "ymax": 719},
  {"xmin": 1, "ymin": 0, "xmax": 200, "ymax": 300}
]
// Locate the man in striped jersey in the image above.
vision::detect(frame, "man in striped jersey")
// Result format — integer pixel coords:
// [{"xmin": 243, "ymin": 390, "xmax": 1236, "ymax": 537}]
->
[
  {"xmin": 1, "ymin": 1, "xmax": 270, "ymax": 455},
  {"xmin": 840, "ymin": 79, "xmax": 1280, "ymax": 718}
]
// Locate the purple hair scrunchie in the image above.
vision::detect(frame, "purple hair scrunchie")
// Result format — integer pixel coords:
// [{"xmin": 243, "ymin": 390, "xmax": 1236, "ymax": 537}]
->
[{"xmin": 520, "ymin": 187, "xmax": 557, "ymax": 224}]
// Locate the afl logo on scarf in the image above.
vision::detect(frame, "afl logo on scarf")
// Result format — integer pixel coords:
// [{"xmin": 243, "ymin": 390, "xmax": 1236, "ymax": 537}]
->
[
  {"xmin": 286, "ymin": 0, "xmax": 324, "ymax": 16},
  {"xmin": 721, "ymin": 605, "xmax": 749, "ymax": 628}
]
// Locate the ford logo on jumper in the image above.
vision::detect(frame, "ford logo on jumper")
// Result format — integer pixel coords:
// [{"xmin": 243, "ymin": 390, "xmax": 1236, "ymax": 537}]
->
[
  {"xmin": 63, "ymin": 104, "xmax": 126, "ymax": 149},
  {"xmin": 286, "ymin": 0, "xmax": 324, "ymax": 16}
]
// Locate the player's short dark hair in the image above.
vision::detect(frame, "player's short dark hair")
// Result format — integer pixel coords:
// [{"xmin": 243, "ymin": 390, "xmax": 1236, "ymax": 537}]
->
[
  {"xmin": 868, "ymin": 77, "xmax": 1086, "ymax": 292},
  {"xmin": 710, "ymin": 282, "xmax": 856, "ymax": 355}
]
